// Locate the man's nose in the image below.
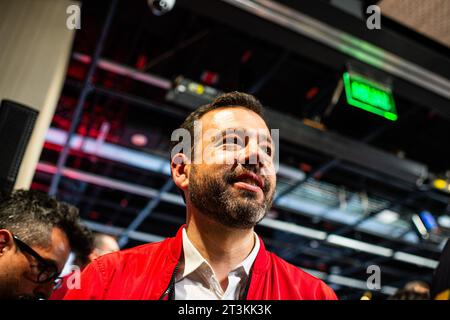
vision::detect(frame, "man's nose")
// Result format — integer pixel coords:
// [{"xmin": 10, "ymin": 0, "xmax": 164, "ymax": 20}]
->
[{"xmin": 240, "ymin": 139, "xmax": 263, "ymax": 167}]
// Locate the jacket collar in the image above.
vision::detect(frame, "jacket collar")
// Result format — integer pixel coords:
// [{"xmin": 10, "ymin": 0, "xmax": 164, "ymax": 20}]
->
[
  {"xmin": 252, "ymin": 234, "xmax": 270, "ymax": 274},
  {"xmin": 161, "ymin": 224, "xmax": 270, "ymax": 300},
  {"xmin": 168, "ymin": 224, "xmax": 270, "ymax": 275},
  {"xmin": 167, "ymin": 225, "xmax": 185, "ymax": 263}
]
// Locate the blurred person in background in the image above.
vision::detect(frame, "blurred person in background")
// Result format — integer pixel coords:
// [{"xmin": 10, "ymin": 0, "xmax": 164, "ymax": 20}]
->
[
  {"xmin": 50, "ymin": 232, "xmax": 119, "ymax": 300},
  {"xmin": 89, "ymin": 233, "xmax": 120, "ymax": 261},
  {"xmin": 0, "ymin": 190, "xmax": 91, "ymax": 300},
  {"xmin": 388, "ymin": 280, "xmax": 430, "ymax": 300},
  {"xmin": 404, "ymin": 280, "xmax": 430, "ymax": 296}
]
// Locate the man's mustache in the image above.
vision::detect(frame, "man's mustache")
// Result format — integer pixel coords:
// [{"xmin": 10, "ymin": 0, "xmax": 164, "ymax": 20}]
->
[{"xmin": 224, "ymin": 165, "xmax": 271, "ymax": 193}]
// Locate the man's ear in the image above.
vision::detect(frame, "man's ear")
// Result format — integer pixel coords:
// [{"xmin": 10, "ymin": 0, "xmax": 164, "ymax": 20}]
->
[
  {"xmin": 89, "ymin": 250, "xmax": 99, "ymax": 262},
  {"xmin": 171, "ymin": 153, "xmax": 190, "ymax": 191},
  {"xmin": 0, "ymin": 229, "xmax": 14, "ymax": 255}
]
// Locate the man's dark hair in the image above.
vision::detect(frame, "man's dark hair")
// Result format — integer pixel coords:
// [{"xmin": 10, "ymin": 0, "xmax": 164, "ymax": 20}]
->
[
  {"xmin": 73, "ymin": 224, "xmax": 94, "ymax": 267},
  {"xmin": 0, "ymin": 190, "xmax": 93, "ymax": 263},
  {"xmin": 170, "ymin": 91, "xmax": 266, "ymax": 158},
  {"xmin": 387, "ymin": 288, "xmax": 430, "ymax": 300}
]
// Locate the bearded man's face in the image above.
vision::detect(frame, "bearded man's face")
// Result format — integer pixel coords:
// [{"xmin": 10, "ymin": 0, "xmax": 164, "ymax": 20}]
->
[{"xmin": 186, "ymin": 107, "xmax": 276, "ymax": 229}]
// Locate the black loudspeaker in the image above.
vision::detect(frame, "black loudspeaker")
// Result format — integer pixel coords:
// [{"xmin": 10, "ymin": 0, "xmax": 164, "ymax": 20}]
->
[{"xmin": 0, "ymin": 100, "xmax": 39, "ymax": 195}]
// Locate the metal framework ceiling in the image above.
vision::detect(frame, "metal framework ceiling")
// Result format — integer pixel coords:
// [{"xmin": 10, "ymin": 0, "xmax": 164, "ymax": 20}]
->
[{"xmin": 220, "ymin": 0, "xmax": 450, "ymax": 100}]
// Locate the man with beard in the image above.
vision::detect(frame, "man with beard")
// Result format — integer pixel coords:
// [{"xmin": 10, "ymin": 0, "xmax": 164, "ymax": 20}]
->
[
  {"xmin": 64, "ymin": 91, "xmax": 337, "ymax": 300},
  {"xmin": 0, "ymin": 190, "xmax": 92, "ymax": 299}
]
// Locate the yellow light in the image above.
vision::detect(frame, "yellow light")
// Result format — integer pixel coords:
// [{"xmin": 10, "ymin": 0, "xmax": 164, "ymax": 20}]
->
[
  {"xmin": 196, "ymin": 85, "xmax": 205, "ymax": 95},
  {"xmin": 433, "ymin": 179, "xmax": 447, "ymax": 190},
  {"xmin": 435, "ymin": 289, "xmax": 450, "ymax": 300}
]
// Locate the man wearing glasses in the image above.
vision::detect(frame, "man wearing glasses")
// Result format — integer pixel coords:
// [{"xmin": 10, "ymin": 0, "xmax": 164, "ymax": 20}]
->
[{"xmin": 0, "ymin": 190, "xmax": 92, "ymax": 300}]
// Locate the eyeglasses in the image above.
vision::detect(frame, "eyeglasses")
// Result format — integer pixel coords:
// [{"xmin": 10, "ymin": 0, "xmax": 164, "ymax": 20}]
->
[{"xmin": 13, "ymin": 235, "xmax": 62, "ymax": 286}]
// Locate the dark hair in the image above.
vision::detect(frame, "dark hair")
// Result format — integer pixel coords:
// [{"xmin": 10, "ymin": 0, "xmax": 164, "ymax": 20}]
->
[
  {"xmin": 73, "ymin": 225, "xmax": 94, "ymax": 267},
  {"xmin": 387, "ymin": 288, "xmax": 430, "ymax": 300},
  {"xmin": 404, "ymin": 280, "xmax": 430, "ymax": 292},
  {"xmin": 170, "ymin": 91, "xmax": 266, "ymax": 158},
  {"xmin": 0, "ymin": 190, "xmax": 93, "ymax": 263}
]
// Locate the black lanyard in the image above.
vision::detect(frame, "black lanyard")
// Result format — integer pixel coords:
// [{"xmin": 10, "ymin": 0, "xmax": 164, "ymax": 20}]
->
[
  {"xmin": 159, "ymin": 261, "xmax": 180, "ymax": 300},
  {"xmin": 159, "ymin": 261, "xmax": 253, "ymax": 300}
]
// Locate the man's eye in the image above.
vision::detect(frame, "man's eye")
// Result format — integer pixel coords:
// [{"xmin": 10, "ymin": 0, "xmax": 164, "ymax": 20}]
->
[
  {"xmin": 38, "ymin": 263, "xmax": 48, "ymax": 271},
  {"xmin": 222, "ymin": 144, "xmax": 241, "ymax": 150},
  {"xmin": 222, "ymin": 136, "xmax": 244, "ymax": 146}
]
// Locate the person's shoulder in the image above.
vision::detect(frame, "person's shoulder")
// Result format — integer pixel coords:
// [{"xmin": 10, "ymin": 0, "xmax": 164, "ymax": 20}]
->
[
  {"xmin": 119, "ymin": 239, "xmax": 169, "ymax": 257},
  {"xmin": 66, "ymin": 238, "xmax": 173, "ymax": 299},
  {"xmin": 267, "ymin": 251, "xmax": 338, "ymax": 299},
  {"xmin": 91, "ymin": 238, "xmax": 169, "ymax": 271},
  {"xmin": 267, "ymin": 251, "xmax": 318, "ymax": 281}
]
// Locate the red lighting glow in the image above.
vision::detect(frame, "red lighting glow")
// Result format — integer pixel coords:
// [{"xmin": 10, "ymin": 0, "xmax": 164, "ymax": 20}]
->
[{"xmin": 131, "ymin": 133, "xmax": 148, "ymax": 147}]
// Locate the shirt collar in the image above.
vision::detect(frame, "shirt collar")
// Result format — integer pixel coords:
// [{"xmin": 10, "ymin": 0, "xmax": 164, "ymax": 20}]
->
[
  {"xmin": 181, "ymin": 228, "xmax": 207, "ymax": 278},
  {"xmin": 238, "ymin": 231, "xmax": 260, "ymax": 275},
  {"xmin": 180, "ymin": 227, "xmax": 260, "ymax": 279}
]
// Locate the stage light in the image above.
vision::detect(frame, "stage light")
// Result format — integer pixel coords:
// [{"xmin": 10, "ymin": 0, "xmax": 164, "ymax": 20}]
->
[
  {"xmin": 419, "ymin": 210, "xmax": 438, "ymax": 231},
  {"xmin": 326, "ymin": 234, "xmax": 393, "ymax": 257},
  {"xmin": 393, "ymin": 251, "xmax": 439, "ymax": 269},
  {"xmin": 259, "ymin": 218, "xmax": 327, "ymax": 240},
  {"xmin": 438, "ymin": 215, "xmax": 450, "ymax": 229},
  {"xmin": 412, "ymin": 214, "xmax": 428, "ymax": 238},
  {"xmin": 375, "ymin": 209, "xmax": 399, "ymax": 224},
  {"xmin": 131, "ymin": 133, "xmax": 148, "ymax": 147},
  {"xmin": 433, "ymin": 178, "xmax": 450, "ymax": 193},
  {"xmin": 148, "ymin": 0, "xmax": 176, "ymax": 16},
  {"xmin": 166, "ymin": 77, "xmax": 223, "ymax": 109}
]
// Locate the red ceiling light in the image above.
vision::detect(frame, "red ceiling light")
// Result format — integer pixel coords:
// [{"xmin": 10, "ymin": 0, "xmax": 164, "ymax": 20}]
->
[
  {"xmin": 135, "ymin": 54, "xmax": 147, "ymax": 70},
  {"xmin": 201, "ymin": 70, "xmax": 219, "ymax": 86},
  {"xmin": 131, "ymin": 133, "xmax": 148, "ymax": 147},
  {"xmin": 306, "ymin": 86, "xmax": 319, "ymax": 100},
  {"xmin": 241, "ymin": 50, "xmax": 252, "ymax": 63},
  {"xmin": 89, "ymin": 211, "xmax": 100, "ymax": 220},
  {"xmin": 120, "ymin": 198, "xmax": 129, "ymax": 208},
  {"xmin": 299, "ymin": 162, "xmax": 312, "ymax": 172}
]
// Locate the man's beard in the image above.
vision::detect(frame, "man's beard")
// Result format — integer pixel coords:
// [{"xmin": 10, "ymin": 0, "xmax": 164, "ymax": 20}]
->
[
  {"xmin": 0, "ymin": 284, "xmax": 37, "ymax": 300},
  {"xmin": 189, "ymin": 164, "xmax": 274, "ymax": 229}
]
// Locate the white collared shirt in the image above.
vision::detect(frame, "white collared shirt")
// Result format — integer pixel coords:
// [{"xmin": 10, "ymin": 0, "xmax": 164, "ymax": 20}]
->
[{"xmin": 174, "ymin": 228, "xmax": 260, "ymax": 300}]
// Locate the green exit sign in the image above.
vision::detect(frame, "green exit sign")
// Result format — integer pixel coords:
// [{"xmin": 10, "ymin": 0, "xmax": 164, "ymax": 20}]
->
[{"xmin": 343, "ymin": 72, "xmax": 398, "ymax": 121}]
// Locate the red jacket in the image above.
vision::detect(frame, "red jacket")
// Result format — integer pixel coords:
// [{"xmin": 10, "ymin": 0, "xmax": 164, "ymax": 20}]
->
[{"xmin": 64, "ymin": 226, "xmax": 337, "ymax": 300}]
